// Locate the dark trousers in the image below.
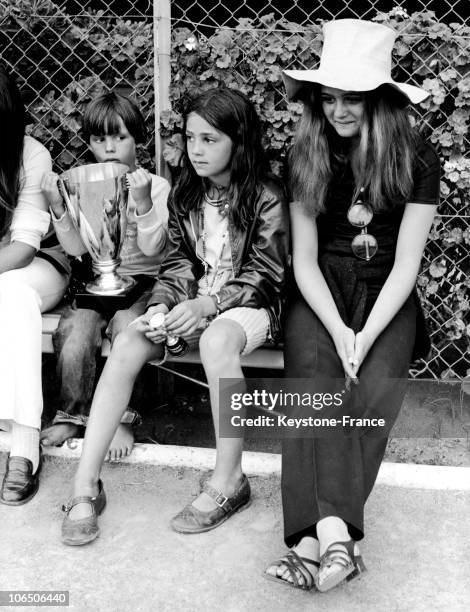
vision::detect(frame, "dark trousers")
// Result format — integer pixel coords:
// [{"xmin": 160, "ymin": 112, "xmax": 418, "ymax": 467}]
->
[
  {"xmin": 282, "ymin": 293, "xmax": 416, "ymax": 544},
  {"xmin": 51, "ymin": 296, "xmax": 150, "ymax": 426},
  {"xmin": 52, "ymin": 306, "xmax": 107, "ymax": 425}
]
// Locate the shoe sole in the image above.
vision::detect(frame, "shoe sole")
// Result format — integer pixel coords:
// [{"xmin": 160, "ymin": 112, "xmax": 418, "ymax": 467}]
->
[
  {"xmin": 315, "ymin": 561, "xmax": 367, "ymax": 592},
  {"xmin": 263, "ymin": 571, "xmax": 316, "ymax": 592},
  {"xmin": 170, "ymin": 498, "xmax": 252, "ymax": 534},
  {"xmin": 61, "ymin": 530, "xmax": 100, "ymax": 546},
  {"xmin": 315, "ymin": 565, "xmax": 356, "ymax": 592},
  {"xmin": 0, "ymin": 484, "xmax": 40, "ymax": 506}
]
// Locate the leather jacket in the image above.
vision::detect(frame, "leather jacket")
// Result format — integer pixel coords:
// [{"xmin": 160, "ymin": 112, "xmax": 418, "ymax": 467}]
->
[{"xmin": 147, "ymin": 181, "xmax": 290, "ymax": 341}]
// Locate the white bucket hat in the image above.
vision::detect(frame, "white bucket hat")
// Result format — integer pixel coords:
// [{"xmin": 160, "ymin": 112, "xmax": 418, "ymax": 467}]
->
[{"xmin": 282, "ymin": 19, "xmax": 429, "ymax": 104}]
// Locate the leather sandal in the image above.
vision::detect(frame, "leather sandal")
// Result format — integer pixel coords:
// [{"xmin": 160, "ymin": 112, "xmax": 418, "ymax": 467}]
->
[
  {"xmin": 264, "ymin": 550, "xmax": 319, "ymax": 591},
  {"xmin": 61, "ymin": 480, "xmax": 106, "ymax": 546},
  {"xmin": 170, "ymin": 474, "xmax": 251, "ymax": 534},
  {"xmin": 315, "ymin": 540, "xmax": 366, "ymax": 592}
]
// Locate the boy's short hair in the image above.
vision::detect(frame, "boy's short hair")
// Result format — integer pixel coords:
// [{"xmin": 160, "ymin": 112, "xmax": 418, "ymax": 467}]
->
[{"xmin": 82, "ymin": 91, "xmax": 147, "ymax": 144}]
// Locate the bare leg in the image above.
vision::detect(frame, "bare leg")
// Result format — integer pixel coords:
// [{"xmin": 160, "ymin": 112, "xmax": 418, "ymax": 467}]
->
[
  {"xmin": 69, "ymin": 327, "xmax": 163, "ymax": 519},
  {"xmin": 192, "ymin": 319, "xmax": 246, "ymax": 512},
  {"xmin": 105, "ymin": 309, "xmax": 145, "ymax": 461}
]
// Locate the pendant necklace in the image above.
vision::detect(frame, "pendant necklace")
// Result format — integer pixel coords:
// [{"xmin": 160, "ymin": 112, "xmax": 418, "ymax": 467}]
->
[
  {"xmin": 200, "ymin": 203, "xmax": 228, "ymax": 295},
  {"xmin": 203, "ymin": 184, "xmax": 230, "ymax": 218}
]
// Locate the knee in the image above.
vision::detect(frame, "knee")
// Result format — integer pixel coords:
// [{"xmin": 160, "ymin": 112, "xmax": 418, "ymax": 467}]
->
[
  {"xmin": 199, "ymin": 325, "xmax": 242, "ymax": 371},
  {"xmin": 54, "ymin": 331, "xmax": 99, "ymax": 365},
  {"xmin": 109, "ymin": 310, "xmax": 134, "ymax": 339},
  {"xmin": 53, "ymin": 312, "xmax": 102, "ymax": 356},
  {"xmin": 0, "ymin": 277, "xmax": 41, "ymax": 309},
  {"xmin": 108, "ymin": 330, "xmax": 146, "ymax": 373}
]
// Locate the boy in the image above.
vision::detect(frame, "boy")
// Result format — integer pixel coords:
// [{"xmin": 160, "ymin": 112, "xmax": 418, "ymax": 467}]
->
[{"xmin": 40, "ymin": 92, "xmax": 170, "ymax": 459}]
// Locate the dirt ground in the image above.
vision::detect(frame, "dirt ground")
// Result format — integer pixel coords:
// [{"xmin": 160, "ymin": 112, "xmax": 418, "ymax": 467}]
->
[
  {"xmin": 1, "ymin": 457, "xmax": 469, "ymax": 612},
  {"xmin": 41, "ymin": 356, "xmax": 470, "ymax": 467}
]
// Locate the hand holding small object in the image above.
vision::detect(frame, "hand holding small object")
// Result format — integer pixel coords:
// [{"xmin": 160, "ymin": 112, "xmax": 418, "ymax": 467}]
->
[
  {"xmin": 164, "ymin": 298, "xmax": 211, "ymax": 336},
  {"xmin": 140, "ymin": 304, "xmax": 169, "ymax": 344}
]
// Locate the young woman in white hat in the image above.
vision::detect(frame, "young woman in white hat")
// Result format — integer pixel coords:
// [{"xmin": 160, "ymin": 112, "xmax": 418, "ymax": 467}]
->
[{"xmin": 264, "ymin": 19, "xmax": 440, "ymax": 593}]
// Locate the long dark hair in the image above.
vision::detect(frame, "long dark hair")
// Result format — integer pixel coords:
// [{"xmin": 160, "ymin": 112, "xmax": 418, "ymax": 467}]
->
[
  {"xmin": 173, "ymin": 87, "xmax": 268, "ymax": 229},
  {"xmin": 289, "ymin": 84, "xmax": 419, "ymax": 215},
  {"xmin": 0, "ymin": 65, "xmax": 26, "ymax": 238}
]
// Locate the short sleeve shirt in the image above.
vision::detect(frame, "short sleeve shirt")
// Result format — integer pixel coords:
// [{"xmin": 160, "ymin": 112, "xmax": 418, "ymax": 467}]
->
[{"xmin": 317, "ymin": 139, "xmax": 441, "ymax": 258}]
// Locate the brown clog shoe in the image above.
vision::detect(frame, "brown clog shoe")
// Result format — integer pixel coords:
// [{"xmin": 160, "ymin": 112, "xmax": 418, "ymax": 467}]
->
[
  {"xmin": 61, "ymin": 480, "xmax": 106, "ymax": 546},
  {"xmin": 171, "ymin": 474, "xmax": 251, "ymax": 534}
]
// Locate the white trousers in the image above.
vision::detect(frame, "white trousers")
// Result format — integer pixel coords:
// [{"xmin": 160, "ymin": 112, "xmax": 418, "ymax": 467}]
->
[{"xmin": 0, "ymin": 257, "xmax": 68, "ymax": 429}]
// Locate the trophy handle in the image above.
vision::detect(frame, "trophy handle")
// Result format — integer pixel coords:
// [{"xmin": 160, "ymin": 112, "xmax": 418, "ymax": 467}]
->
[
  {"xmin": 58, "ymin": 178, "xmax": 79, "ymax": 226},
  {"xmin": 59, "ymin": 176, "xmax": 101, "ymax": 256},
  {"xmin": 118, "ymin": 174, "xmax": 129, "ymax": 249},
  {"xmin": 78, "ymin": 210, "xmax": 101, "ymax": 255}
]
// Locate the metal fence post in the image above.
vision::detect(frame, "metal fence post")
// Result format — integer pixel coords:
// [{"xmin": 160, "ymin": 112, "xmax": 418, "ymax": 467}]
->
[{"xmin": 154, "ymin": 0, "xmax": 172, "ymax": 180}]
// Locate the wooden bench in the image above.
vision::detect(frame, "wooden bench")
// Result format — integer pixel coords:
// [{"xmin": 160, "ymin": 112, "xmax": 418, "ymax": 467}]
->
[{"xmin": 41, "ymin": 311, "xmax": 285, "ymax": 390}]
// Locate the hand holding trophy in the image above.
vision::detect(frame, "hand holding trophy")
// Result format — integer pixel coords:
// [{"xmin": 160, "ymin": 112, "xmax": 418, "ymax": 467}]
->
[{"xmin": 59, "ymin": 162, "xmax": 136, "ymax": 300}]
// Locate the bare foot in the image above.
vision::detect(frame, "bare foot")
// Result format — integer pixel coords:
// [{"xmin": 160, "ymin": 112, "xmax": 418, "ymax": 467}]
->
[
  {"xmin": 41, "ymin": 423, "xmax": 81, "ymax": 446},
  {"xmin": 105, "ymin": 424, "xmax": 134, "ymax": 462}
]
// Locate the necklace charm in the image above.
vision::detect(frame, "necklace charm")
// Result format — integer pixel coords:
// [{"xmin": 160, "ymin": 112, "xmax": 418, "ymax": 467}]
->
[
  {"xmin": 203, "ymin": 188, "xmax": 230, "ymax": 218},
  {"xmin": 220, "ymin": 202, "xmax": 230, "ymax": 218}
]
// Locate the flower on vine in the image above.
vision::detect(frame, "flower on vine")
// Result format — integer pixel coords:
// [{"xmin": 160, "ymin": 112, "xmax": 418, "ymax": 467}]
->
[
  {"xmin": 389, "ymin": 7, "xmax": 409, "ymax": 19},
  {"xmin": 184, "ymin": 36, "xmax": 198, "ymax": 51}
]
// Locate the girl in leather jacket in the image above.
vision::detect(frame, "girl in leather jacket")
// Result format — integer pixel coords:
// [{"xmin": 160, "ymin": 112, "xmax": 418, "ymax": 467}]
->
[{"xmin": 60, "ymin": 87, "xmax": 290, "ymax": 545}]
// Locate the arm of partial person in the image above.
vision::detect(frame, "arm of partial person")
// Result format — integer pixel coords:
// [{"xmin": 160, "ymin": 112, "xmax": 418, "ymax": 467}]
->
[
  {"xmin": 0, "ymin": 242, "xmax": 37, "ymax": 274},
  {"xmin": 0, "ymin": 142, "xmax": 52, "ymax": 273},
  {"xmin": 290, "ymin": 201, "xmax": 357, "ymax": 379},
  {"xmin": 353, "ymin": 202, "xmax": 437, "ymax": 373}
]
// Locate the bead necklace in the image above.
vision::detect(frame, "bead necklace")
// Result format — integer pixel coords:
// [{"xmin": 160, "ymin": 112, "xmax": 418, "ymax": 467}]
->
[
  {"xmin": 203, "ymin": 183, "xmax": 230, "ymax": 218},
  {"xmin": 200, "ymin": 202, "xmax": 229, "ymax": 295}
]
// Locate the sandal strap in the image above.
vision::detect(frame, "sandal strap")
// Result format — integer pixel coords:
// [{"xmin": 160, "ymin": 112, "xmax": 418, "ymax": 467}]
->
[
  {"xmin": 277, "ymin": 550, "xmax": 318, "ymax": 590},
  {"xmin": 62, "ymin": 481, "xmax": 103, "ymax": 514},
  {"xmin": 320, "ymin": 540, "xmax": 355, "ymax": 569},
  {"xmin": 201, "ymin": 482, "xmax": 232, "ymax": 513},
  {"xmin": 62, "ymin": 495, "xmax": 98, "ymax": 514}
]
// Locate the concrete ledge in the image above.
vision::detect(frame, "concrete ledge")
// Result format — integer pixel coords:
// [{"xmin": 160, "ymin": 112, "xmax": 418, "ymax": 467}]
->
[{"xmin": 1, "ymin": 432, "xmax": 469, "ymax": 490}]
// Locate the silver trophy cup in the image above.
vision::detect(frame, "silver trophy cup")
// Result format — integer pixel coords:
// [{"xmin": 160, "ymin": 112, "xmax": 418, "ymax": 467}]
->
[{"xmin": 59, "ymin": 162, "xmax": 136, "ymax": 295}]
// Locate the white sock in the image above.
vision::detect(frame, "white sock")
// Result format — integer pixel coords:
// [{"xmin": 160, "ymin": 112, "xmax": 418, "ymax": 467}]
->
[{"xmin": 10, "ymin": 422, "xmax": 40, "ymax": 473}]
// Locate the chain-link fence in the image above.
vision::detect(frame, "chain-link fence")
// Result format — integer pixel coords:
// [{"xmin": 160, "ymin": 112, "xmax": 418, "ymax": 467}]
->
[
  {"xmin": 0, "ymin": 0, "xmax": 155, "ymax": 170},
  {"xmin": 0, "ymin": 0, "xmax": 469, "ymax": 380},
  {"xmin": 165, "ymin": 0, "xmax": 470, "ymax": 382}
]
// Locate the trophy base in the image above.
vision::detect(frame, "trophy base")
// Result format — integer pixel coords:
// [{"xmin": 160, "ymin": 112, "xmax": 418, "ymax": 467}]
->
[
  {"xmin": 86, "ymin": 273, "xmax": 136, "ymax": 296},
  {"xmin": 75, "ymin": 277, "xmax": 147, "ymax": 315}
]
